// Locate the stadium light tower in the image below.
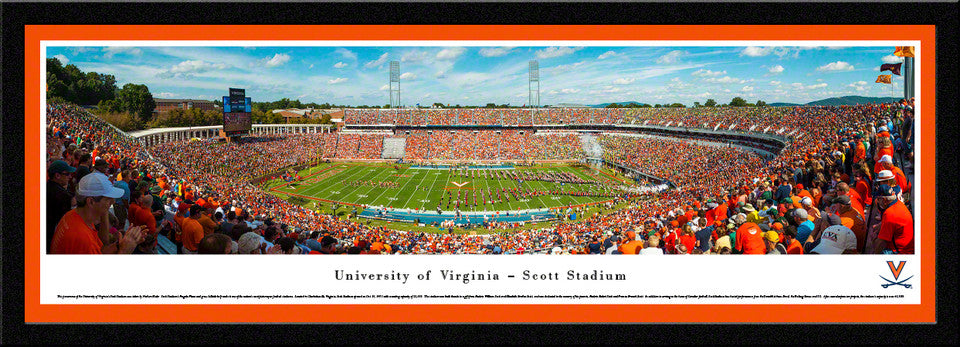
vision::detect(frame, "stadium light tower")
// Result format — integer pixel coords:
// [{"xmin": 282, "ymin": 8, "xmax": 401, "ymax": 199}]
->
[
  {"xmin": 528, "ymin": 60, "xmax": 540, "ymax": 108},
  {"xmin": 390, "ymin": 61, "xmax": 401, "ymax": 109}
]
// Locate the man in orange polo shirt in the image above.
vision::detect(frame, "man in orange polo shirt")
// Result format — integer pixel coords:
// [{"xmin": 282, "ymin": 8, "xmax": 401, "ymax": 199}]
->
[
  {"xmin": 51, "ymin": 173, "xmax": 146, "ymax": 254},
  {"xmin": 180, "ymin": 204, "xmax": 205, "ymax": 254}
]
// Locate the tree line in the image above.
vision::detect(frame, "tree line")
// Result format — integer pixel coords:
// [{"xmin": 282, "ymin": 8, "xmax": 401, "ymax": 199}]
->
[{"xmin": 604, "ymin": 97, "xmax": 767, "ymax": 108}]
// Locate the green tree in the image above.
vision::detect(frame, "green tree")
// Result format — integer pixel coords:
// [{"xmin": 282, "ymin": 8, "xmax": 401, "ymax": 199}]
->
[
  {"xmin": 693, "ymin": 101, "xmax": 701, "ymax": 108},
  {"xmin": 669, "ymin": 103, "xmax": 685, "ymax": 108},
  {"xmin": 704, "ymin": 99, "xmax": 717, "ymax": 107},
  {"xmin": 756, "ymin": 100, "xmax": 767, "ymax": 107},
  {"xmin": 729, "ymin": 97, "xmax": 748, "ymax": 107},
  {"xmin": 116, "ymin": 83, "xmax": 156, "ymax": 122}
]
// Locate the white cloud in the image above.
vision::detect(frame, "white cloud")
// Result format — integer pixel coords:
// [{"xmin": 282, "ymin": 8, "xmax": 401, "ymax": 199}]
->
[
  {"xmin": 479, "ymin": 47, "xmax": 514, "ymax": 57},
  {"xmin": 882, "ymin": 55, "xmax": 904, "ymax": 64},
  {"xmin": 436, "ymin": 47, "xmax": 466, "ymax": 60},
  {"xmin": 157, "ymin": 92, "xmax": 178, "ymax": 98},
  {"xmin": 535, "ymin": 46, "xmax": 580, "ymax": 59},
  {"xmin": 704, "ymin": 76, "xmax": 742, "ymax": 84},
  {"xmin": 157, "ymin": 60, "xmax": 228, "ymax": 79},
  {"xmin": 847, "ymin": 81, "xmax": 869, "ymax": 92},
  {"xmin": 806, "ymin": 83, "xmax": 828, "ymax": 89},
  {"xmin": 597, "ymin": 50, "xmax": 622, "ymax": 60},
  {"xmin": 399, "ymin": 72, "xmax": 417, "ymax": 80},
  {"xmin": 328, "ymin": 78, "xmax": 348, "ymax": 84},
  {"xmin": 379, "ymin": 84, "xmax": 390, "ymax": 91},
  {"xmin": 365, "ymin": 53, "xmax": 389, "ymax": 68},
  {"xmin": 742, "ymin": 86, "xmax": 754, "ymax": 92},
  {"xmin": 103, "ymin": 46, "xmax": 142, "ymax": 58},
  {"xmin": 334, "ymin": 62, "xmax": 347, "ymax": 68},
  {"xmin": 335, "ymin": 48, "xmax": 357, "ymax": 60},
  {"xmin": 741, "ymin": 46, "xmax": 774, "ymax": 57},
  {"xmin": 261, "ymin": 53, "xmax": 291, "ymax": 68},
  {"xmin": 434, "ymin": 70, "xmax": 447, "ymax": 79},
  {"xmin": 548, "ymin": 61, "xmax": 586, "ymax": 75},
  {"xmin": 401, "ymin": 50, "xmax": 430, "ymax": 63},
  {"xmin": 768, "ymin": 65, "xmax": 784, "ymax": 74},
  {"xmin": 309, "ymin": 64, "xmax": 314, "ymax": 69},
  {"xmin": 769, "ymin": 80, "xmax": 781, "ymax": 85},
  {"xmin": 612, "ymin": 78, "xmax": 635, "ymax": 85},
  {"xmin": 656, "ymin": 50, "xmax": 687, "ymax": 64},
  {"xmin": 816, "ymin": 61, "xmax": 854, "ymax": 72},
  {"xmin": 52, "ymin": 54, "xmax": 69, "ymax": 64},
  {"xmin": 691, "ymin": 69, "xmax": 725, "ymax": 77},
  {"xmin": 553, "ymin": 88, "xmax": 580, "ymax": 95}
]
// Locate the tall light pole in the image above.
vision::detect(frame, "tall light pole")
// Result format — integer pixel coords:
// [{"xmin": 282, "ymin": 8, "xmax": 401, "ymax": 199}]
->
[{"xmin": 390, "ymin": 61, "xmax": 401, "ymax": 109}]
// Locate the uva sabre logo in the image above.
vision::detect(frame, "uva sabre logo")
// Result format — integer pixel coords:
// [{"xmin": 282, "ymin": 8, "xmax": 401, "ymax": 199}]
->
[
  {"xmin": 879, "ymin": 261, "xmax": 912, "ymax": 289},
  {"xmin": 450, "ymin": 181, "xmax": 470, "ymax": 187}
]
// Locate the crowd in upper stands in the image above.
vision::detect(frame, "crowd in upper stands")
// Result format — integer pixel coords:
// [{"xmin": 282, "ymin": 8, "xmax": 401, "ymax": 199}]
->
[{"xmin": 45, "ymin": 101, "xmax": 915, "ymax": 255}]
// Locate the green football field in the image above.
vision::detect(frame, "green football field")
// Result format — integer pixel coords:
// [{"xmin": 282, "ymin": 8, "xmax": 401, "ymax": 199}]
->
[{"xmin": 262, "ymin": 162, "xmax": 633, "ymax": 213}]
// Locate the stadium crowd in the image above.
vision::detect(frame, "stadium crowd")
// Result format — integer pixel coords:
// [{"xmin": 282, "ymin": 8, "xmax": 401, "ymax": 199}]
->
[{"xmin": 45, "ymin": 101, "xmax": 914, "ymax": 255}]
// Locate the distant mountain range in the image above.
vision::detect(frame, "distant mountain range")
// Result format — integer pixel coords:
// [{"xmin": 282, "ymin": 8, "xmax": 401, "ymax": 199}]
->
[
  {"xmin": 770, "ymin": 96, "xmax": 901, "ymax": 107},
  {"xmin": 589, "ymin": 101, "xmax": 648, "ymax": 108},
  {"xmin": 591, "ymin": 96, "xmax": 900, "ymax": 108}
]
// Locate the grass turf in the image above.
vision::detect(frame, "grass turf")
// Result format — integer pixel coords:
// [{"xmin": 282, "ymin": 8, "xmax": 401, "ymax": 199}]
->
[{"xmin": 263, "ymin": 162, "xmax": 632, "ymax": 216}]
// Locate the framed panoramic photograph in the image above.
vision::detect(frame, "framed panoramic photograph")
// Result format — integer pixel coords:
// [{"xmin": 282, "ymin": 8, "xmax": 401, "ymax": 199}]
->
[{"xmin": 24, "ymin": 24, "xmax": 936, "ymax": 324}]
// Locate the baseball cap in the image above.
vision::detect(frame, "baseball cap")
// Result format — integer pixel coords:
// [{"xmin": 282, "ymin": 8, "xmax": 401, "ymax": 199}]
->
[
  {"xmin": 238, "ymin": 232, "xmax": 261, "ymax": 254},
  {"xmin": 834, "ymin": 195, "xmax": 851, "ymax": 205},
  {"xmin": 626, "ymin": 231, "xmax": 636, "ymax": 241},
  {"xmin": 792, "ymin": 208, "xmax": 808, "ymax": 220},
  {"xmin": 149, "ymin": 185, "xmax": 163, "ymax": 194},
  {"xmin": 48, "ymin": 160, "xmax": 76, "ymax": 175},
  {"xmin": 810, "ymin": 225, "xmax": 856, "ymax": 254},
  {"xmin": 879, "ymin": 155, "xmax": 893, "ymax": 164},
  {"xmin": 878, "ymin": 126, "xmax": 888, "ymax": 132},
  {"xmin": 764, "ymin": 230, "xmax": 780, "ymax": 243},
  {"xmin": 772, "ymin": 222, "xmax": 783, "ymax": 231},
  {"xmin": 876, "ymin": 170, "xmax": 895, "ymax": 181},
  {"xmin": 800, "ymin": 197, "xmax": 813, "ymax": 207},
  {"xmin": 77, "ymin": 173, "xmax": 124, "ymax": 199},
  {"xmin": 742, "ymin": 204, "xmax": 756, "ymax": 212}
]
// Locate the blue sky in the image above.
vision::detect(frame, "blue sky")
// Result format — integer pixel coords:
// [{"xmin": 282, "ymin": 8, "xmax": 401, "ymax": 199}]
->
[{"xmin": 47, "ymin": 45, "xmax": 908, "ymax": 106}]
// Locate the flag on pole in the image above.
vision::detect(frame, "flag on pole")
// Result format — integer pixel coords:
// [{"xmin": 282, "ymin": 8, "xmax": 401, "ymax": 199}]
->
[
  {"xmin": 894, "ymin": 46, "xmax": 915, "ymax": 58},
  {"xmin": 880, "ymin": 63, "xmax": 902, "ymax": 76},
  {"xmin": 875, "ymin": 75, "xmax": 892, "ymax": 84}
]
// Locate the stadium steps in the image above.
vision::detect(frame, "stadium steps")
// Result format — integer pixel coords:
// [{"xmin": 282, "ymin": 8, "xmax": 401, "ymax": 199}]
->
[
  {"xmin": 580, "ymin": 134, "xmax": 604, "ymax": 159},
  {"xmin": 383, "ymin": 137, "xmax": 406, "ymax": 159}
]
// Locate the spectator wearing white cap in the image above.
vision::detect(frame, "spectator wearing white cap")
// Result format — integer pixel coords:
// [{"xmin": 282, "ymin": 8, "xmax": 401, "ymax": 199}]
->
[
  {"xmin": 800, "ymin": 196, "xmax": 820, "ymax": 223},
  {"xmin": 876, "ymin": 155, "xmax": 911, "ymax": 195},
  {"xmin": 792, "ymin": 208, "xmax": 815, "ymax": 246},
  {"xmin": 810, "ymin": 225, "xmax": 859, "ymax": 254},
  {"xmin": 51, "ymin": 173, "xmax": 146, "ymax": 254}
]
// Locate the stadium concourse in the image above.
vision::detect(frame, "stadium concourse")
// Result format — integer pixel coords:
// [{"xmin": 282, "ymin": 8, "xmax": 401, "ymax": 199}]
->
[{"xmin": 46, "ymin": 101, "xmax": 915, "ymax": 255}]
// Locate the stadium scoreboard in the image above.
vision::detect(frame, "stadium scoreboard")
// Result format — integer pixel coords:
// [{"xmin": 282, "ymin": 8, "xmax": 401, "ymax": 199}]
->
[{"xmin": 222, "ymin": 88, "xmax": 252, "ymax": 134}]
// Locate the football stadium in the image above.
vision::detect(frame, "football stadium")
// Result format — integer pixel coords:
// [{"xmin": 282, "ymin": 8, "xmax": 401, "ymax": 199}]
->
[{"xmin": 44, "ymin": 45, "xmax": 916, "ymax": 255}]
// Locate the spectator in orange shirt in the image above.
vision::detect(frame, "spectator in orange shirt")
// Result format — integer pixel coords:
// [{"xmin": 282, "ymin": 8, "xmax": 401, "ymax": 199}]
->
[
  {"xmin": 617, "ymin": 231, "xmax": 644, "ymax": 255},
  {"xmin": 180, "ymin": 205, "xmax": 205, "ymax": 254},
  {"xmin": 833, "ymin": 195, "xmax": 867, "ymax": 253},
  {"xmin": 51, "ymin": 173, "xmax": 146, "ymax": 254},
  {"xmin": 127, "ymin": 191, "xmax": 158, "ymax": 254},
  {"xmin": 197, "ymin": 207, "xmax": 218, "ymax": 236},
  {"xmin": 782, "ymin": 225, "xmax": 803, "ymax": 254},
  {"xmin": 734, "ymin": 222, "xmax": 766, "ymax": 255},
  {"xmin": 877, "ymin": 155, "xmax": 911, "ymax": 194}
]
